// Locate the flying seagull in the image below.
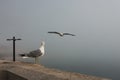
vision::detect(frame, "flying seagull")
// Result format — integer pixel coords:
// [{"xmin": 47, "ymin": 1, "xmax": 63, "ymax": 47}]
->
[
  {"xmin": 19, "ymin": 41, "xmax": 45, "ymax": 64},
  {"xmin": 48, "ymin": 31, "xmax": 75, "ymax": 37}
]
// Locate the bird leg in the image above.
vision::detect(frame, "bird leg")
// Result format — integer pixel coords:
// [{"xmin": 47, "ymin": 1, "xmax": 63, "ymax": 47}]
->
[{"xmin": 35, "ymin": 57, "xmax": 39, "ymax": 64}]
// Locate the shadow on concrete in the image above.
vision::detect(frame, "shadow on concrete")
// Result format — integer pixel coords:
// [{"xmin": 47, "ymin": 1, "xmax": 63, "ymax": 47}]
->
[{"xmin": 0, "ymin": 70, "xmax": 27, "ymax": 80}]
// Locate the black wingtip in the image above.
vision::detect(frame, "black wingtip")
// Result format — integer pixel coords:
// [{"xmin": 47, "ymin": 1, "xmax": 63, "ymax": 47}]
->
[
  {"xmin": 72, "ymin": 34, "xmax": 76, "ymax": 36},
  {"xmin": 19, "ymin": 54, "xmax": 26, "ymax": 57},
  {"xmin": 48, "ymin": 31, "xmax": 53, "ymax": 33}
]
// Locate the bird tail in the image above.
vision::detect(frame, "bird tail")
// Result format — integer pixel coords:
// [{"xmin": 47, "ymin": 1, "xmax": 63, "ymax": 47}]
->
[{"xmin": 19, "ymin": 53, "xmax": 29, "ymax": 58}]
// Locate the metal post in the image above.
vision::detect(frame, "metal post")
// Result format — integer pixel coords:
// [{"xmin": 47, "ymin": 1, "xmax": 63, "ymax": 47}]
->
[
  {"xmin": 7, "ymin": 36, "xmax": 21, "ymax": 62},
  {"xmin": 13, "ymin": 37, "xmax": 15, "ymax": 61}
]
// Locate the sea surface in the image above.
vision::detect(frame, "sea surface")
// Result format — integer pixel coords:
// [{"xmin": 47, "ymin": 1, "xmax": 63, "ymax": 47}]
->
[{"xmin": 43, "ymin": 60, "xmax": 118, "ymax": 80}]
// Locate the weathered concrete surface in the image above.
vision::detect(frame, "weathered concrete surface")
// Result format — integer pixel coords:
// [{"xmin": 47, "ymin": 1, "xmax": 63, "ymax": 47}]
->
[{"xmin": 0, "ymin": 60, "xmax": 111, "ymax": 80}]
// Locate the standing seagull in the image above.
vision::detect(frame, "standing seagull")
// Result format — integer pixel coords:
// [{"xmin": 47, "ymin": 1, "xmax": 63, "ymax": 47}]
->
[
  {"xmin": 19, "ymin": 41, "xmax": 45, "ymax": 64},
  {"xmin": 48, "ymin": 31, "xmax": 75, "ymax": 37}
]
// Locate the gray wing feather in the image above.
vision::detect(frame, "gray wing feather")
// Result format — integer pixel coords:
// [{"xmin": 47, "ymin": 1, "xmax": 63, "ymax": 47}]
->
[
  {"xmin": 27, "ymin": 49, "xmax": 42, "ymax": 57},
  {"xmin": 63, "ymin": 33, "xmax": 75, "ymax": 36},
  {"xmin": 48, "ymin": 31, "xmax": 60, "ymax": 34}
]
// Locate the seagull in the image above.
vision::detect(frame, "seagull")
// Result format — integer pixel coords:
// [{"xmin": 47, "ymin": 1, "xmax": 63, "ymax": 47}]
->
[
  {"xmin": 48, "ymin": 31, "xmax": 75, "ymax": 37},
  {"xmin": 19, "ymin": 41, "xmax": 45, "ymax": 64}
]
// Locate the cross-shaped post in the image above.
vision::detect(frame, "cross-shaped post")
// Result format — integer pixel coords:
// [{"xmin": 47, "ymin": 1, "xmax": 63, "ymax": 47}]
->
[{"xmin": 6, "ymin": 36, "xmax": 21, "ymax": 62}]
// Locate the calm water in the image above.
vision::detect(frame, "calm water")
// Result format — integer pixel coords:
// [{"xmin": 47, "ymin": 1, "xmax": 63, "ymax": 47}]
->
[{"xmin": 42, "ymin": 60, "xmax": 119, "ymax": 80}]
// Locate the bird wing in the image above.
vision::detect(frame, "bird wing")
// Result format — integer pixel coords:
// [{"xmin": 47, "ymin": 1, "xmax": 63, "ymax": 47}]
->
[
  {"xmin": 48, "ymin": 31, "xmax": 60, "ymax": 35},
  {"xmin": 27, "ymin": 49, "xmax": 42, "ymax": 57},
  {"xmin": 63, "ymin": 33, "xmax": 75, "ymax": 36}
]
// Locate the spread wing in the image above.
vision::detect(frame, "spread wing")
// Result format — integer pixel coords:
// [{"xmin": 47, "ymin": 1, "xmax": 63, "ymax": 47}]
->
[
  {"xmin": 48, "ymin": 31, "xmax": 60, "ymax": 35},
  {"xmin": 63, "ymin": 33, "xmax": 75, "ymax": 36}
]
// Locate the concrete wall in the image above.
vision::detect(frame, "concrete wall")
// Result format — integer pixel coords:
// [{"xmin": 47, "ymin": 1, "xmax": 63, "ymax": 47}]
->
[
  {"xmin": 0, "ymin": 70, "xmax": 27, "ymax": 80},
  {"xmin": 0, "ymin": 70, "xmax": 7, "ymax": 80}
]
